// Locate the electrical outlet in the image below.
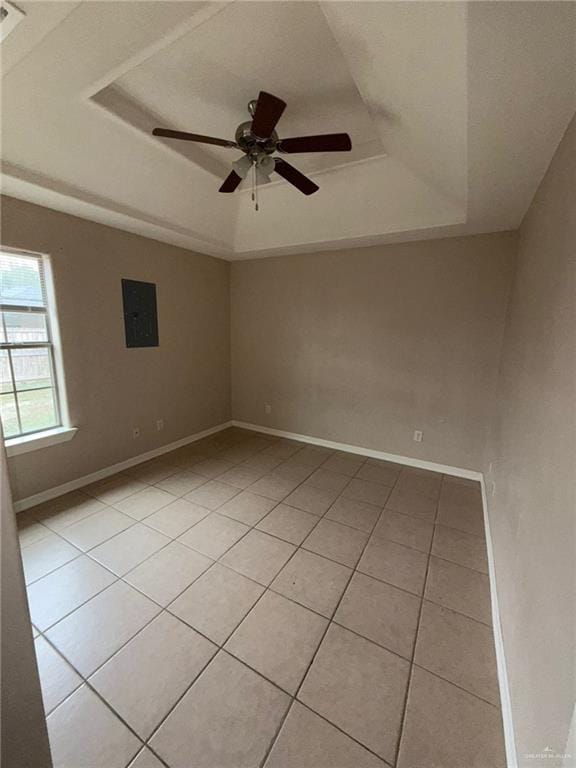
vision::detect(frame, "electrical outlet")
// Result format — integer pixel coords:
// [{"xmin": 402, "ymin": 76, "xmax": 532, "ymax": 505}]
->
[
  {"xmin": 156, "ymin": 419, "xmax": 164, "ymax": 431},
  {"xmin": 264, "ymin": 404, "xmax": 272, "ymax": 415},
  {"xmin": 132, "ymin": 427, "xmax": 140, "ymax": 439},
  {"xmin": 413, "ymin": 430, "xmax": 423, "ymax": 443}
]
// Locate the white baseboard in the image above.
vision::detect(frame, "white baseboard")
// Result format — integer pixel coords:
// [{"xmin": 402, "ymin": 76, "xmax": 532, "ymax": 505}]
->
[
  {"xmin": 15, "ymin": 418, "xmax": 481, "ymax": 512},
  {"xmin": 231, "ymin": 420, "xmax": 482, "ymax": 481},
  {"xmin": 13, "ymin": 421, "xmax": 233, "ymax": 513},
  {"xmin": 481, "ymin": 477, "xmax": 518, "ymax": 768}
]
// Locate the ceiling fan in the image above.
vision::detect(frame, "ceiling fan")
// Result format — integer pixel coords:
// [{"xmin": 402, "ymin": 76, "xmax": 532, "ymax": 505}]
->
[{"xmin": 152, "ymin": 91, "xmax": 352, "ymax": 203}]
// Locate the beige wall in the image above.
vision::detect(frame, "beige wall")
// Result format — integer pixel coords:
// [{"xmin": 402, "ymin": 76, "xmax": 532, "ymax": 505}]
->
[
  {"xmin": 231, "ymin": 233, "xmax": 517, "ymax": 471},
  {"xmin": 1, "ymin": 196, "xmax": 231, "ymax": 501},
  {"xmin": 486, "ymin": 118, "xmax": 575, "ymax": 765}
]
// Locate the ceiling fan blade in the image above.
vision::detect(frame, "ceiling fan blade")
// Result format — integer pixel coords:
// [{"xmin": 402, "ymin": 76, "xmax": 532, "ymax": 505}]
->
[
  {"xmin": 274, "ymin": 159, "xmax": 319, "ymax": 196},
  {"xmin": 278, "ymin": 133, "xmax": 352, "ymax": 153},
  {"xmin": 251, "ymin": 91, "xmax": 287, "ymax": 139},
  {"xmin": 153, "ymin": 128, "xmax": 237, "ymax": 148},
  {"xmin": 219, "ymin": 170, "xmax": 243, "ymax": 193}
]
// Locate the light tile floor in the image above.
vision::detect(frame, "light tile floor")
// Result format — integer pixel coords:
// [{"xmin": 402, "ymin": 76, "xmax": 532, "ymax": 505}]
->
[{"xmin": 18, "ymin": 427, "xmax": 506, "ymax": 768}]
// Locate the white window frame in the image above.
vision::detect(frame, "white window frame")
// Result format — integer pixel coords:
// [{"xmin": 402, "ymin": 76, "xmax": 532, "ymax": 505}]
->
[{"xmin": 1, "ymin": 247, "xmax": 76, "ymax": 455}]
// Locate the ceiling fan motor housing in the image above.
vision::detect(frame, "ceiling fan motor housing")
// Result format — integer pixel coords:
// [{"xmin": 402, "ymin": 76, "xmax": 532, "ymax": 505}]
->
[{"xmin": 235, "ymin": 121, "xmax": 278, "ymax": 155}]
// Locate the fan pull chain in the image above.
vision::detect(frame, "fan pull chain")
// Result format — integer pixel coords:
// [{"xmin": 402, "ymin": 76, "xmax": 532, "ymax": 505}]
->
[{"xmin": 250, "ymin": 161, "xmax": 259, "ymax": 212}]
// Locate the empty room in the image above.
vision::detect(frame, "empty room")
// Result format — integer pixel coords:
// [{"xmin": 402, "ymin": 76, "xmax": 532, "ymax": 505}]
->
[{"xmin": 1, "ymin": 2, "xmax": 574, "ymax": 767}]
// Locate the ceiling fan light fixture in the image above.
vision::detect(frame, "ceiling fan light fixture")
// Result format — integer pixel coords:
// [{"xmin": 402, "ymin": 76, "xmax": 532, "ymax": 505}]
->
[
  {"xmin": 256, "ymin": 154, "xmax": 275, "ymax": 177},
  {"xmin": 256, "ymin": 168, "xmax": 272, "ymax": 186},
  {"xmin": 232, "ymin": 155, "xmax": 253, "ymax": 179}
]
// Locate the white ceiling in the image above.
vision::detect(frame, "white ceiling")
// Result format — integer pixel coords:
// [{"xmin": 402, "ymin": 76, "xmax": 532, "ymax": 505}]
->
[{"xmin": 1, "ymin": 1, "xmax": 575, "ymax": 260}]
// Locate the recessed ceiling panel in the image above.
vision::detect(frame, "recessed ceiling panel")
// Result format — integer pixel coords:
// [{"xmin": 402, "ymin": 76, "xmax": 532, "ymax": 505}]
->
[
  {"xmin": 2, "ymin": 1, "xmax": 574, "ymax": 259},
  {"xmin": 94, "ymin": 0, "xmax": 385, "ymax": 176}
]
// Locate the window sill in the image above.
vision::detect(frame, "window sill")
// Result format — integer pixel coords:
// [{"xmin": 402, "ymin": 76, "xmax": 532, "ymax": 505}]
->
[{"xmin": 5, "ymin": 426, "xmax": 78, "ymax": 457}]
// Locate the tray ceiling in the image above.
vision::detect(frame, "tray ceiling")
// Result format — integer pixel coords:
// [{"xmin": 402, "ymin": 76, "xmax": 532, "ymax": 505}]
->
[
  {"xmin": 1, "ymin": 1, "xmax": 574, "ymax": 260},
  {"xmin": 96, "ymin": 1, "xmax": 385, "ymax": 178}
]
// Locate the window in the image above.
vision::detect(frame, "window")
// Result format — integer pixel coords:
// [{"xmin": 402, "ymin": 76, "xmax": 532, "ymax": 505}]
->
[{"xmin": 1, "ymin": 250, "xmax": 62, "ymax": 439}]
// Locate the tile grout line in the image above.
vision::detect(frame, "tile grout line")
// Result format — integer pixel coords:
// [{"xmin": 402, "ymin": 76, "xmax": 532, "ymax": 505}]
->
[
  {"xmin": 27, "ymin": 440, "xmax": 347, "ymax": 625},
  {"xmin": 40, "ymin": 624, "xmax": 189, "ymax": 768},
  {"xmin": 21, "ymin": 431, "xmax": 455, "ymax": 576},
  {"xmin": 29, "ymin": 434, "xmax": 484, "ymax": 645},
  {"xmin": 409, "ymin": 661, "xmax": 502, "ymax": 709},
  {"xmin": 294, "ymin": 698, "xmax": 395, "ymax": 768},
  {"xmin": 35, "ymin": 437, "xmax": 360, "ymax": 766},
  {"xmin": 27, "ymin": 441, "xmax": 270, "ymax": 628},
  {"xmin": 219, "ymin": 545, "xmax": 497, "ymax": 700},
  {"xmin": 22, "ymin": 428, "xmax": 491, "ymax": 768},
  {"xmin": 390, "ymin": 473, "xmax": 444, "ymax": 767},
  {"xmin": 21, "ymin": 440, "xmax": 288, "ymax": 585},
  {"xmin": 24, "ymin": 490, "xmax": 487, "ymax": 572},
  {"xmin": 121, "ymin": 513, "xmax": 491, "ymax": 629},
  {"xmin": 28, "ymin": 435, "xmax": 488, "ymax": 640},
  {"xmin": 174, "ymin": 457, "xmax": 372, "ymax": 768},
  {"xmin": 120, "ymin": 540, "xmax": 498, "ymax": 710},
  {"xmin": 23, "ymin": 468, "xmax": 485, "ymax": 589},
  {"xmin": 133, "ymin": 446, "xmax": 369, "ymax": 764},
  {"xmin": 38, "ymin": 564, "xmax": 500, "ymax": 768},
  {"xmin": 134, "ymin": 483, "xmax": 343, "ymax": 762},
  {"xmin": 30, "ymin": 439, "xmax": 275, "ymax": 758},
  {"xmin": 257, "ymin": 458, "xmax": 395, "ymax": 768}
]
